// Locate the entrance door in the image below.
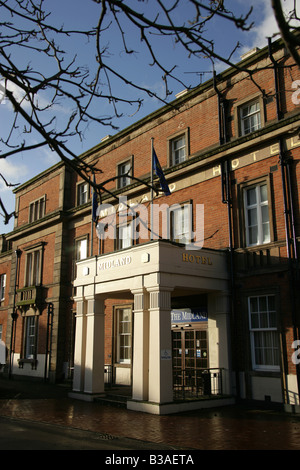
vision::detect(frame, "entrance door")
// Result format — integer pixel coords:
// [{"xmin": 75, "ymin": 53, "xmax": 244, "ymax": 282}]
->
[{"xmin": 172, "ymin": 328, "xmax": 210, "ymax": 395}]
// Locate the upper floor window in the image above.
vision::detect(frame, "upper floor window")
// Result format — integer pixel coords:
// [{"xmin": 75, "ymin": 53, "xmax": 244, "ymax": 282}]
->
[
  {"xmin": 116, "ymin": 221, "xmax": 133, "ymax": 250},
  {"xmin": 240, "ymin": 99, "xmax": 261, "ymax": 135},
  {"xmin": 77, "ymin": 182, "xmax": 89, "ymax": 206},
  {"xmin": 0, "ymin": 274, "xmax": 6, "ymax": 301},
  {"xmin": 29, "ymin": 196, "xmax": 46, "ymax": 223},
  {"xmin": 244, "ymin": 182, "xmax": 270, "ymax": 246},
  {"xmin": 117, "ymin": 158, "xmax": 132, "ymax": 189},
  {"xmin": 171, "ymin": 135, "xmax": 186, "ymax": 166},
  {"xmin": 75, "ymin": 237, "xmax": 88, "ymax": 261},
  {"xmin": 171, "ymin": 203, "xmax": 192, "ymax": 244},
  {"xmin": 25, "ymin": 250, "xmax": 41, "ymax": 286},
  {"xmin": 248, "ymin": 294, "xmax": 279, "ymax": 371}
]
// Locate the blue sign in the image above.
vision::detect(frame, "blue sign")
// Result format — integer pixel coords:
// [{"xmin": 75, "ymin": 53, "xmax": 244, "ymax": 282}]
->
[{"xmin": 171, "ymin": 308, "xmax": 208, "ymax": 323}]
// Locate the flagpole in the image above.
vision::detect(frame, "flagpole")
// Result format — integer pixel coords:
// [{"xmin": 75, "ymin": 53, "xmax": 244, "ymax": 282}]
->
[
  {"xmin": 90, "ymin": 178, "xmax": 94, "ymax": 257},
  {"xmin": 151, "ymin": 138, "xmax": 154, "ymax": 240}
]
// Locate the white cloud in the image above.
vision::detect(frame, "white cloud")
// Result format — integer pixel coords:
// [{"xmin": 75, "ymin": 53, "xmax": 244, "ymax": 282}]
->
[
  {"xmin": 0, "ymin": 158, "xmax": 29, "ymax": 192},
  {"xmin": 242, "ymin": 0, "xmax": 298, "ymax": 53}
]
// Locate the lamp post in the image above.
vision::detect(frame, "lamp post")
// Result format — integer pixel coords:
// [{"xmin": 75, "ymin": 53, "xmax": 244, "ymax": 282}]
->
[{"xmin": 8, "ymin": 248, "xmax": 21, "ymax": 379}]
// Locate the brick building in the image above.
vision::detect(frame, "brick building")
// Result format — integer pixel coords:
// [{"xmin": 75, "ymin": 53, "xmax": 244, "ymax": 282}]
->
[{"xmin": 0, "ymin": 36, "xmax": 299, "ymax": 414}]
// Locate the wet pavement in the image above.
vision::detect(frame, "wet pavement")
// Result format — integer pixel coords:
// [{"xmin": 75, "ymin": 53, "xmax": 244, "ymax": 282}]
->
[{"xmin": 1, "ymin": 376, "xmax": 300, "ymax": 450}]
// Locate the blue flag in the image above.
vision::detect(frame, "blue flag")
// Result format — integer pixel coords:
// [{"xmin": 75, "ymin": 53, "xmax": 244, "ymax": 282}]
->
[
  {"xmin": 152, "ymin": 148, "xmax": 171, "ymax": 196},
  {"xmin": 92, "ymin": 174, "xmax": 98, "ymax": 222}
]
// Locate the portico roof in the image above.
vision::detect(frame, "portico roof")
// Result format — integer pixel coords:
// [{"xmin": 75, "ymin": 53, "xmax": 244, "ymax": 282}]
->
[{"xmin": 74, "ymin": 240, "xmax": 229, "ymax": 299}]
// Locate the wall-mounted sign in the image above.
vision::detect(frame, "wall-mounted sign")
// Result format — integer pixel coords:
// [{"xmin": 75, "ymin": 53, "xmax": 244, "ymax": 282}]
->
[{"xmin": 171, "ymin": 308, "xmax": 208, "ymax": 323}]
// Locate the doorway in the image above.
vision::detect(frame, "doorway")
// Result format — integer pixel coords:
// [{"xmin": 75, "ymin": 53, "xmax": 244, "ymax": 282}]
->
[{"xmin": 172, "ymin": 327, "xmax": 211, "ymax": 396}]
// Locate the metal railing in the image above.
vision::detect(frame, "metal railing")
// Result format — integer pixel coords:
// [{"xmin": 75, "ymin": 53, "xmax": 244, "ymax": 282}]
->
[{"xmin": 173, "ymin": 367, "xmax": 223, "ymax": 400}]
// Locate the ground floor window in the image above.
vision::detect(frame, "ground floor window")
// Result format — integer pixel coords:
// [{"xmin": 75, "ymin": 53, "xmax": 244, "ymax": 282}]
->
[
  {"xmin": 24, "ymin": 315, "xmax": 38, "ymax": 359},
  {"xmin": 248, "ymin": 294, "xmax": 280, "ymax": 371},
  {"xmin": 115, "ymin": 307, "xmax": 132, "ymax": 364}
]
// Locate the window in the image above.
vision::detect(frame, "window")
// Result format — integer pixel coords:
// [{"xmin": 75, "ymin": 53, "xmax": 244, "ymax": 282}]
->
[
  {"xmin": 116, "ymin": 221, "xmax": 133, "ymax": 250},
  {"xmin": 0, "ymin": 274, "xmax": 6, "ymax": 301},
  {"xmin": 116, "ymin": 307, "xmax": 132, "ymax": 363},
  {"xmin": 25, "ymin": 250, "xmax": 41, "ymax": 286},
  {"xmin": 171, "ymin": 204, "xmax": 192, "ymax": 244},
  {"xmin": 25, "ymin": 316, "xmax": 37, "ymax": 359},
  {"xmin": 248, "ymin": 295, "xmax": 280, "ymax": 370},
  {"xmin": 171, "ymin": 134, "xmax": 186, "ymax": 166},
  {"xmin": 77, "ymin": 182, "xmax": 89, "ymax": 206},
  {"xmin": 117, "ymin": 160, "xmax": 132, "ymax": 189},
  {"xmin": 29, "ymin": 196, "xmax": 46, "ymax": 223},
  {"xmin": 240, "ymin": 99, "xmax": 261, "ymax": 136},
  {"xmin": 244, "ymin": 183, "xmax": 270, "ymax": 246},
  {"xmin": 75, "ymin": 237, "xmax": 88, "ymax": 261}
]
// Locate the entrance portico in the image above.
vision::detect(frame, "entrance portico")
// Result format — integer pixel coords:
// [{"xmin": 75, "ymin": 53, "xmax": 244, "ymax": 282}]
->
[{"xmin": 71, "ymin": 240, "xmax": 234, "ymax": 414}]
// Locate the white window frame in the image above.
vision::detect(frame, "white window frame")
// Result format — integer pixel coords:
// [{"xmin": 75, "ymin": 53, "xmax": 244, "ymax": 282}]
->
[
  {"xmin": 170, "ymin": 203, "xmax": 193, "ymax": 244},
  {"xmin": 244, "ymin": 182, "xmax": 270, "ymax": 247},
  {"xmin": 117, "ymin": 160, "xmax": 132, "ymax": 189},
  {"xmin": 75, "ymin": 237, "xmax": 88, "ymax": 261},
  {"xmin": 171, "ymin": 134, "xmax": 186, "ymax": 166},
  {"xmin": 25, "ymin": 315, "xmax": 37, "ymax": 359},
  {"xmin": 77, "ymin": 182, "xmax": 89, "ymax": 206},
  {"xmin": 116, "ymin": 221, "xmax": 133, "ymax": 250},
  {"xmin": 0, "ymin": 274, "xmax": 6, "ymax": 301},
  {"xmin": 116, "ymin": 307, "xmax": 132, "ymax": 364},
  {"xmin": 248, "ymin": 295, "xmax": 280, "ymax": 371}
]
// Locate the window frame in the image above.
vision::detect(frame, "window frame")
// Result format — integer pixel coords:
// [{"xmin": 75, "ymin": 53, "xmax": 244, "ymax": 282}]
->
[
  {"xmin": 167, "ymin": 129, "xmax": 189, "ymax": 167},
  {"xmin": 76, "ymin": 181, "xmax": 89, "ymax": 206},
  {"xmin": 0, "ymin": 273, "xmax": 6, "ymax": 301},
  {"xmin": 115, "ymin": 219, "xmax": 135, "ymax": 251},
  {"xmin": 234, "ymin": 94, "xmax": 265, "ymax": 138},
  {"xmin": 239, "ymin": 176, "xmax": 273, "ymax": 248},
  {"xmin": 29, "ymin": 195, "xmax": 46, "ymax": 224},
  {"xmin": 24, "ymin": 243, "xmax": 44, "ymax": 287},
  {"xmin": 248, "ymin": 294, "xmax": 280, "ymax": 371},
  {"xmin": 75, "ymin": 236, "xmax": 89, "ymax": 261},
  {"xmin": 114, "ymin": 305, "xmax": 133, "ymax": 365},
  {"xmin": 170, "ymin": 201, "xmax": 193, "ymax": 245},
  {"xmin": 116, "ymin": 156, "xmax": 133, "ymax": 189},
  {"xmin": 21, "ymin": 312, "xmax": 39, "ymax": 363}
]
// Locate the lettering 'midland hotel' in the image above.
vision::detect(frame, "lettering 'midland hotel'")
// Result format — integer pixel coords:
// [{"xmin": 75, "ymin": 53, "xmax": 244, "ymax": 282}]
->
[{"xmin": 0, "ymin": 36, "xmax": 300, "ymax": 414}]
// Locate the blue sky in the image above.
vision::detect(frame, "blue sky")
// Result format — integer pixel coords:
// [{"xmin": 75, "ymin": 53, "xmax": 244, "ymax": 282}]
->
[{"xmin": 0, "ymin": 0, "xmax": 289, "ymax": 233}]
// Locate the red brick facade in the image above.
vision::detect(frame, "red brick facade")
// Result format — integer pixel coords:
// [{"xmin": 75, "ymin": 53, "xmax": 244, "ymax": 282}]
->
[{"xmin": 0, "ymin": 37, "xmax": 299, "ymax": 408}]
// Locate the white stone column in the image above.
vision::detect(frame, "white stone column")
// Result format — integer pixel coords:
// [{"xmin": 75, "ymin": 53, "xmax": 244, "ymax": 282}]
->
[
  {"xmin": 84, "ymin": 296, "xmax": 105, "ymax": 396},
  {"xmin": 131, "ymin": 288, "xmax": 149, "ymax": 401},
  {"xmin": 209, "ymin": 291, "xmax": 232, "ymax": 396},
  {"xmin": 72, "ymin": 299, "xmax": 86, "ymax": 392},
  {"xmin": 147, "ymin": 287, "xmax": 173, "ymax": 404}
]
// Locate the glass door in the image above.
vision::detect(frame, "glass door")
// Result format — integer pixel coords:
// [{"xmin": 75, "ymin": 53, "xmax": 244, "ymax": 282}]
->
[{"xmin": 172, "ymin": 328, "xmax": 209, "ymax": 394}]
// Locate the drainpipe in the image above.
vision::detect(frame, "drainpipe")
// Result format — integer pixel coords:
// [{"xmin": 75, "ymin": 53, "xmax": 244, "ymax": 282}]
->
[
  {"xmin": 44, "ymin": 302, "xmax": 54, "ymax": 382},
  {"xmin": 9, "ymin": 248, "xmax": 21, "ymax": 379}
]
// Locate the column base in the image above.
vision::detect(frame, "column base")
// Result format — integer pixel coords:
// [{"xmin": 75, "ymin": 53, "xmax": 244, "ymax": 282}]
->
[
  {"xmin": 127, "ymin": 396, "xmax": 235, "ymax": 415},
  {"xmin": 69, "ymin": 390, "xmax": 105, "ymax": 402}
]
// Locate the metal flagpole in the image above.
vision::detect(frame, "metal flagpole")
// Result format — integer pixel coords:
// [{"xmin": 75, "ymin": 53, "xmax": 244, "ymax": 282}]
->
[
  {"xmin": 151, "ymin": 138, "xmax": 154, "ymax": 240},
  {"xmin": 90, "ymin": 178, "xmax": 94, "ymax": 257}
]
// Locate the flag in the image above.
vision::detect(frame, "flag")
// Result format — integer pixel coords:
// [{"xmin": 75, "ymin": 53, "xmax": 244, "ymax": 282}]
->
[
  {"xmin": 92, "ymin": 174, "xmax": 98, "ymax": 223},
  {"xmin": 152, "ymin": 148, "xmax": 171, "ymax": 196}
]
